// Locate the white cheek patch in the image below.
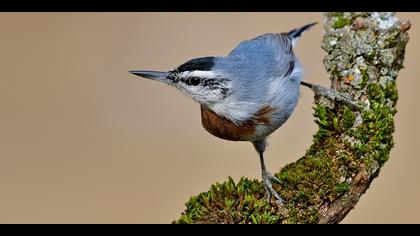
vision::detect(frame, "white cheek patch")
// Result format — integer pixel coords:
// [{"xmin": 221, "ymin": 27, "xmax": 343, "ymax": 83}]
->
[{"xmin": 178, "ymin": 70, "xmax": 216, "ymax": 78}]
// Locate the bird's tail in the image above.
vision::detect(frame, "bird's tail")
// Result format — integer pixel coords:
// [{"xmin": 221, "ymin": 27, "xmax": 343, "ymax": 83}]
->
[
  {"xmin": 300, "ymin": 81, "xmax": 314, "ymax": 89},
  {"xmin": 287, "ymin": 22, "xmax": 317, "ymax": 47}
]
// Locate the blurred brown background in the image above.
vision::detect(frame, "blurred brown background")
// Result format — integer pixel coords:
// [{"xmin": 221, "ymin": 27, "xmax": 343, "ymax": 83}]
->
[{"xmin": 0, "ymin": 12, "xmax": 418, "ymax": 224}]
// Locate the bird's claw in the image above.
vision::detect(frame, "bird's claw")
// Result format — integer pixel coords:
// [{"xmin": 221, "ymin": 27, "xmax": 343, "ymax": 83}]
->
[
  {"xmin": 262, "ymin": 171, "xmax": 285, "ymax": 205},
  {"xmin": 267, "ymin": 173, "xmax": 281, "ymax": 184}
]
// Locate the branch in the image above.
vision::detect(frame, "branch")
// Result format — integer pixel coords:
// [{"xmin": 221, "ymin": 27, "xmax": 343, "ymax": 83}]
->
[{"xmin": 174, "ymin": 12, "xmax": 411, "ymax": 224}]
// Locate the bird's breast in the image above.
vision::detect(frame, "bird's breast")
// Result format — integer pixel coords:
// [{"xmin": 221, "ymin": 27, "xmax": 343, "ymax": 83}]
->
[{"xmin": 200, "ymin": 105, "xmax": 276, "ymax": 141}]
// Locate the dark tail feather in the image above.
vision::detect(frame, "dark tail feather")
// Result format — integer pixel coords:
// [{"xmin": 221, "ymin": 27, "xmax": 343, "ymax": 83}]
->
[
  {"xmin": 300, "ymin": 81, "xmax": 313, "ymax": 89},
  {"xmin": 288, "ymin": 22, "xmax": 317, "ymax": 39}
]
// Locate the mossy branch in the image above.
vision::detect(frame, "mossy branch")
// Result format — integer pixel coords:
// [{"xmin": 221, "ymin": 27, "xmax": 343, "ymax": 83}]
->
[{"xmin": 174, "ymin": 12, "xmax": 411, "ymax": 224}]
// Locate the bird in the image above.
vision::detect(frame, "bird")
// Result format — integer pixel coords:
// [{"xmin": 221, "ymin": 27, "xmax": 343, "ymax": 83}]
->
[{"xmin": 130, "ymin": 22, "xmax": 317, "ymax": 204}]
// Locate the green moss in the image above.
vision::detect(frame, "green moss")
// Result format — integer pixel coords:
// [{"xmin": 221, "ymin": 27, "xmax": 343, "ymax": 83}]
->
[
  {"xmin": 364, "ymin": 50, "xmax": 376, "ymax": 63},
  {"xmin": 174, "ymin": 177, "xmax": 282, "ymax": 224},
  {"xmin": 386, "ymin": 81, "xmax": 398, "ymax": 102},
  {"xmin": 384, "ymin": 29, "xmax": 401, "ymax": 48},
  {"xmin": 313, "ymin": 105, "xmax": 333, "ymax": 143},
  {"xmin": 342, "ymin": 107, "xmax": 356, "ymax": 129},
  {"xmin": 330, "ymin": 12, "xmax": 343, "ymax": 17},
  {"xmin": 367, "ymin": 83, "xmax": 385, "ymax": 100},
  {"xmin": 360, "ymin": 69, "xmax": 369, "ymax": 88},
  {"xmin": 335, "ymin": 182, "xmax": 350, "ymax": 195},
  {"xmin": 332, "ymin": 15, "xmax": 352, "ymax": 29}
]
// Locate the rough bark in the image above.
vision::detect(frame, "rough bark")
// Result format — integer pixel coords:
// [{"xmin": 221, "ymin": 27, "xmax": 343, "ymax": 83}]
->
[{"xmin": 174, "ymin": 12, "xmax": 411, "ymax": 224}]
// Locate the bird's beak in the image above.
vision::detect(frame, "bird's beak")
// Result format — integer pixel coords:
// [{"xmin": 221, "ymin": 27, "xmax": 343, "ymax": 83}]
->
[{"xmin": 129, "ymin": 70, "xmax": 171, "ymax": 83}]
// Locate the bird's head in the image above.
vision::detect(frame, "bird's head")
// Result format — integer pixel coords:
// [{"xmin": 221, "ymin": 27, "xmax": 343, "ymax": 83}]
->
[{"xmin": 130, "ymin": 57, "xmax": 232, "ymax": 107}]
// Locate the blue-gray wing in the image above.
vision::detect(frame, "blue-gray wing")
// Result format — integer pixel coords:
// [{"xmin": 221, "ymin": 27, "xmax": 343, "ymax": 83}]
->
[{"xmin": 228, "ymin": 33, "xmax": 295, "ymax": 78}]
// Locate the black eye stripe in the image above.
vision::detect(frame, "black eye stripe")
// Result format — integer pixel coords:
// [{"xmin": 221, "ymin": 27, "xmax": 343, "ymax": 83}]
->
[
  {"xmin": 202, "ymin": 78, "xmax": 230, "ymax": 89},
  {"xmin": 202, "ymin": 79, "xmax": 219, "ymax": 87},
  {"xmin": 167, "ymin": 72, "xmax": 179, "ymax": 83}
]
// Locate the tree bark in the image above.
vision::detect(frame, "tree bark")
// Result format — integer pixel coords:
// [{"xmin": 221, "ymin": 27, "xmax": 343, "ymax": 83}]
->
[{"xmin": 174, "ymin": 12, "xmax": 411, "ymax": 224}]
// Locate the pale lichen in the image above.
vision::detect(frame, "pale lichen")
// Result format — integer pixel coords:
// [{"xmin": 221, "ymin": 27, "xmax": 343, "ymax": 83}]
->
[{"xmin": 371, "ymin": 12, "xmax": 398, "ymax": 30}]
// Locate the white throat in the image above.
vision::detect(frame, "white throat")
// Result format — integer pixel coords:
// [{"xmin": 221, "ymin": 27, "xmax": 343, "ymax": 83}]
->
[{"xmin": 207, "ymin": 98, "xmax": 260, "ymax": 125}]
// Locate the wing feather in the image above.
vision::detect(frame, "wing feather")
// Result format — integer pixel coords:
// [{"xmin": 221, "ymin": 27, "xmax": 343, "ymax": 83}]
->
[{"xmin": 228, "ymin": 33, "xmax": 295, "ymax": 78}]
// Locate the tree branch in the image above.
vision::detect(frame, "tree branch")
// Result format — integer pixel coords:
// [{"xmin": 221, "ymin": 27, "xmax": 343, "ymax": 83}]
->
[{"xmin": 174, "ymin": 12, "xmax": 411, "ymax": 224}]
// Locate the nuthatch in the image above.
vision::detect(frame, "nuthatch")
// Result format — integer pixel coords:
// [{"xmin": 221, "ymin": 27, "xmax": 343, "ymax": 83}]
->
[{"xmin": 131, "ymin": 22, "xmax": 334, "ymax": 204}]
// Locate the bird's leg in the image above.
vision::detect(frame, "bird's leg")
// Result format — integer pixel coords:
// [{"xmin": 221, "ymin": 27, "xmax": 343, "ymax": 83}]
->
[
  {"xmin": 252, "ymin": 140, "xmax": 285, "ymax": 205},
  {"xmin": 301, "ymin": 81, "xmax": 364, "ymax": 110},
  {"xmin": 260, "ymin": 151, "xmax": 284, "ymax": 204}
]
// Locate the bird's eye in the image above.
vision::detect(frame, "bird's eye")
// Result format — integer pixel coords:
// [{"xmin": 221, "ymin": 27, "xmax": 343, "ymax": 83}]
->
[{"xmin": 186, "ymin": 77, "xmax": 201, "ymax": 86}]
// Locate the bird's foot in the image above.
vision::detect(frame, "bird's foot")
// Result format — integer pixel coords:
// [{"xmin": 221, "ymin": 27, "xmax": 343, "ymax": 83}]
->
[
  {"xmin": 262, "ymin": 171, "xmax": 285, "ymax": 205},
  {"xmin": 302, "ymin": 82, "xmax": 365, "ymax": 110}
]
